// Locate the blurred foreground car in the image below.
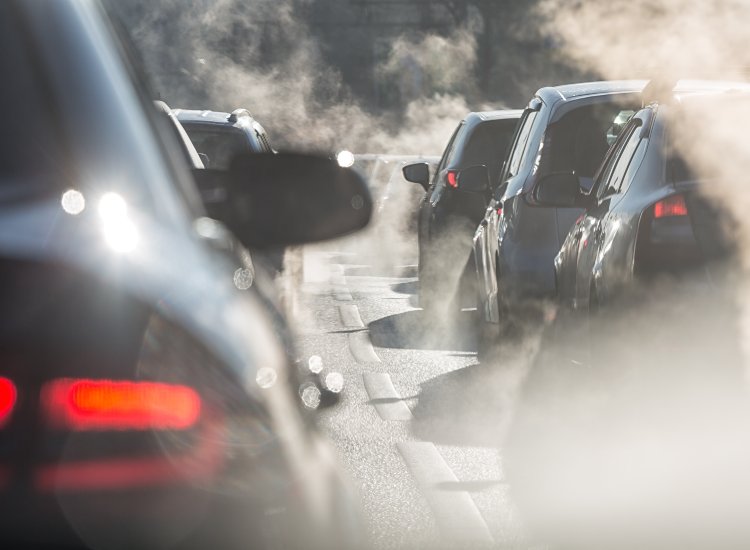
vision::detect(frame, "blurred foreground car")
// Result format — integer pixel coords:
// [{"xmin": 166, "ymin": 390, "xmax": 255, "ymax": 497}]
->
[
  {"xmin": 155, "ymin": 100, "xmax": 206, "ymax": 170},
  {"xmin": 403, "ymin": 110, "xmax": 522, "ymax": 312},
  {"xmin": 0, "ymin": 1, "xmax": 370, "ymax": 548},
  {"xmin": 473, "ymin": 82, "xmax": 644, "ymax": 348}
]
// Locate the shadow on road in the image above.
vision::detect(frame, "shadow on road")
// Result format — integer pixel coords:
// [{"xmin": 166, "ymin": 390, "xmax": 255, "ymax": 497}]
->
[
  {"xmin": 410, "ymin": 339, "xmax": 540, "ymax": 447},
  {"xmin": 368, "ymin": 309, "xmax": 478, "ymax": 352},
  {"xmin": 390, "ymin": 280, "xmax": 418, "ymax": 294}
]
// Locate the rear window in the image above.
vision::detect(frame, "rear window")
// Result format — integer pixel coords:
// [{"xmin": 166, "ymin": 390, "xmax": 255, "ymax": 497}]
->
[
  {"xmin": 461, "ymin": 119, "xmax": 518, "ymax": 185},
  {"xmin": 541, "ymin": 103, "xmax": 639, "ymax": 179},
  {"xmin": 183, "ymin": 126, "xmax": 250, "ymax": 169}
]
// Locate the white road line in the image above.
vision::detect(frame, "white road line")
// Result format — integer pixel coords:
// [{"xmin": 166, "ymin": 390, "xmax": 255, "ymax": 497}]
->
[
  {"xmin": 334, "ymin": 289, "xmax": 354, "ymax": 301},
  {"xmin": 331, "ymin": 265, "xmax": 352, "ymax": 301},
  {"xmin": 398, "ymin": 441, "xmax": 494, "ymax": 547},
  {"xmin": 362, "ymin": 372, "xmax": 412, "ymax": 420},
  {"xmin": 338, "ymin": 304, "xmax": 365, "ymax": 328},
  {"xmin": 348, "ymin": 332, "xmax": 381, "ymax": 363}
]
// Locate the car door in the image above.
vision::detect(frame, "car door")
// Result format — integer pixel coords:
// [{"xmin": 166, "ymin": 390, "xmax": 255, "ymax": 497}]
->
[
  {"xmin": 476, "ymin": 107, "xmax": 541, "ymax": 320},
  {"xmin": 575, "ymin": 116, "xmax": 648, "ymax": 309},
  {"xmin": 419, "ymin": 122, "xmax": 463, "ymax": 269}
]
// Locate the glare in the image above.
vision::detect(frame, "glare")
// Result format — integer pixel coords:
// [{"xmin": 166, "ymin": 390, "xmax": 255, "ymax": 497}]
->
[
  {"xmin": 337, "ymin": 150, "xmax": 355, "ymax": 168},
  {"xmin": 351, "ymin": 194, "xmax": 365, "ymax": 210},
  {"xmin": 61, "ymin": 189, "xmax": 85, "ymax": 215},
  {"xmin": 308, "ymin": 355, "xmax": 323, "ymax": 374},
  {"xmin": 325, "ymin": 372, "xmax": 344, "ymax": 393},
  {"xmin": 98, "ymin": 192, "xmax": 128, "ymax": 220},
  {"xmin": 98, "ymin": 192, "xmax": 138, "ymax": 253},
  {"xmin": 233, "ymin": 268, "xmax": 254, "ymax": 290},
  {"xmin": 102, "ymin": 219, "xmax": 139, "ymax": 253},
  {"xmin": 256, "ymin": 367, "xmax": 277, "ymax": 389},
  {"xmin": 299, "ymin": 383, "xmax": 321, "ymax": 410}
]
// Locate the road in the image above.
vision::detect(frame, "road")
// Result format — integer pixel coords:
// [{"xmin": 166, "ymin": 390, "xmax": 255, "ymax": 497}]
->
[{"xmin": 290, "ymin": 229, "xmax": 538, "ymax": 550}]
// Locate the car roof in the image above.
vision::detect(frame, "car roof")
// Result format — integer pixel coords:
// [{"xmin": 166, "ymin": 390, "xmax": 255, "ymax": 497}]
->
[
  {"xmin": 465, "ymin": 109, "xmax": 524, "ymax": 123},
  {"xmin": 536, "ymin": 81, "xmax": 647, "ymax": 105},
  {"xmin": 173, "ymin": 108, "xmax": 255, "ymax": 128}
]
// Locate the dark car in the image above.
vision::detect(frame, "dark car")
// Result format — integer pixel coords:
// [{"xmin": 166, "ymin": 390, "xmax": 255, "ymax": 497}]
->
[
  {"xmin": 402, "ymin": 110, "xmax": 522, "ymax": 312},
  {"xmin": 472, "ymin": 82, "xmax": 645, "ymax": 347},
  {"xmin": 0, "ymin": 1, "xmax": 370, "ymax": 548},
  {"xmin": 547, "ymin": 82, "xmax": 748, "ymax": 320},
  {"xmin": 175, "ymin": 108, "xmax": 274, "ymax": 169},
  {"xmin": 175, "ymin": 108, "xmax": 286, "ymax": 272}
]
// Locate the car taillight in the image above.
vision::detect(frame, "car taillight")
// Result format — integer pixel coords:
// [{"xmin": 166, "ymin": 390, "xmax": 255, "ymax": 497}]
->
[
  {"xmin": 653, "ymin": 195, "xmax": 688, "ymax": 218},
  {"xmin": 41, "ymin": 379, "xmax": 201, "ymax": 431},
  {"xmin": 0, "ymin": 378, "xmax": 16, "ymax": 427},
  {"xmin": 446, "ymin": 170, "xmax": 458, "ymax": 188}
]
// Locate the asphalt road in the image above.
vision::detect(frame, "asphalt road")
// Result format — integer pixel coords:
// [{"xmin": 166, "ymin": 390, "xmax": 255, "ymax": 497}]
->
[{"xmin": 290, "ymin": 231, "xmax": 538, "ymax": 550}]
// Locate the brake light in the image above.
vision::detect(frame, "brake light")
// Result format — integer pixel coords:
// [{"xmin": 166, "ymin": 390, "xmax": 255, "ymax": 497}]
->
[
  {"xmin": 446, "ymin": 170, "xmax": 458, "ymax": 188},
  {"xmin": 42, "ymin": 379, "xmax": 201, "ymax": 431},
  {"xmin": 496, "ymin": 204, "xmax": 503, "ymax": 216},
  {"xmin": 653, "ymin": 195, "xmax": 688, "ymax": 218},
  {"xmin": 0, "ymin": 378, "xmax": 16, "ymax": 426}
]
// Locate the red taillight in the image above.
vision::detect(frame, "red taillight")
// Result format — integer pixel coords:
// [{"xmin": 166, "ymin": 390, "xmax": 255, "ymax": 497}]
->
[
  {"xmin": 653, "ymin": 195, "xmax": 688, "ymax": 218},
  {"xmin": 496, "ymin": 204, "xmax": 503, "ymax": 216},
  {"xmin": 42, "ymin": 379, "xmax": 201, "ymax": 431},
  {"xmin": 446, "ymin": 170, "xmax": 458, "ymax": 188},
  {"xmin": 0, "ymin": 378, "xmax": 16, "ymax": 426}
]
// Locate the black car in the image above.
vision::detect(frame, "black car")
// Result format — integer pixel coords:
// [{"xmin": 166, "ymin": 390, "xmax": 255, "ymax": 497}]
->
[
  {"xmin": 0, "ymin": 1, "xmax": 370, "ymax": 548},
  {"xmin": 546, "ymin": 82, "xmax": 747, "ymax": 319},
  {"xmin": 472, "ymin": 82, "xmax": 644, "ymax": 347},
  {"xmin": 402, "ymin": 110, "xmax": 522, "ymax": 312}
]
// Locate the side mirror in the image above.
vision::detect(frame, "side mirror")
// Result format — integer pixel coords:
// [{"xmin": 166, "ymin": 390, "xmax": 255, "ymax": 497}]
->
[
  {"xmin": 456, "ymin": 165, "xmax": 490, "ymax": 194},
  {"xmin": 533, "ymin": 172, "xmax": 589, "ymax": 208},
  {"xmin": 192, "ymin": 152, "xmax": 372, "ymax": 248},
  {"xmin": 402, "ymin": 162, "xmax": 430, "ymax": 191},
  {"xmin": 197, "ymin": 153, "xmax": 210, "ymax": 167}
]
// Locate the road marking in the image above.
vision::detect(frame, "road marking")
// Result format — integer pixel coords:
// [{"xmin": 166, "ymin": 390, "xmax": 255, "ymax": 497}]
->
[
  {"xmin": 348, "ymin": 331, "xmax": 381, "ymax": 363},
  {"xmin": 338, "ymin": 304, "xmax": 365, "ymax": 328},
  {"xmin": 331, "ymin": 265, "xmax": 353, "ymax": 301},
  {"xmin": 362, "ymin": 372, "xmax": 412, "ymax": 420},
  {"xmin": 334, "ymin": 289, "xmax": 354, "ymax": 301},
  {"xmin": 398, "ymin": 441, "xmax": 494, "ymax": 546}
]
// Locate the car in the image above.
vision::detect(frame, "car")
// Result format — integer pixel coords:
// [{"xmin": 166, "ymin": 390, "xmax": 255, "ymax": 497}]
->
[
  {"xmin": 0, "ymin": 1, "xmax": 370, "ymax": 548},
  {"xmin": 545, "ymin": 81, "xmax": 747, "ymax": 323},
  {"xmin": 401, "ymin": 110, "xmax": 522, "ymax": 312},
  {"xmin": 472, "ymin": 82, "xmax": 645, "ymax": 348},
  {"xmin": 504, "ymin": 83, "xmax": 750, "ymax": 550},
  {"xmin": 174, "ymin": 108, "xmax": 274, "ymax": 168},
  {"xmin": 175, "ymin": 108, "xmax": 285, "ymax": 273}
]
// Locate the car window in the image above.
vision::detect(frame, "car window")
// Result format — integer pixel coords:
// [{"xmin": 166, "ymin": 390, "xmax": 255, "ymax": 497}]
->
[
  {"xmin": 606, "ymin": 110, "xmax": 637, "ymax": 145},
  {"xmin": 542, "ymin": 102, "xmax": 637, "ymax": 180},
  {"xmin": 595, "ymin": 119, "xmax": 642, "ymax": 200},
  {"xmin": 462, "ymin": 119, "xmax": 517, "ymax": 186},
  {"xmin": 183, "ymin": 126, "xmax": 250, "ymax": 169},
  {"xmin": 504, "ymin": 110, "xmax": 539, "ymax": 180},
  {"xmin": 617, "ymin": 137, "xmax": 648, "ymax": 196},
  {"xmin": 432, "ymin": 122, "xmax": 464, "ymax": 187}
]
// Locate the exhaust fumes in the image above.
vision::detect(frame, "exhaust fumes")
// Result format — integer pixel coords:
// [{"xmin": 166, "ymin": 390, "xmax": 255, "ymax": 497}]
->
[{"xmin": 502, "ymin": 2, "xmax": 750, "ymax": 549}]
